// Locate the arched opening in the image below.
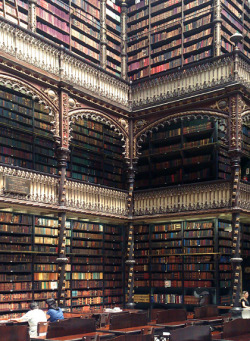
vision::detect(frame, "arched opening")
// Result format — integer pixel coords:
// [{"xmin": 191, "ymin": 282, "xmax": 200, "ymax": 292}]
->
[{"xmin": 135, "ymin": 114, "xmax": 229, "ymax": 190}]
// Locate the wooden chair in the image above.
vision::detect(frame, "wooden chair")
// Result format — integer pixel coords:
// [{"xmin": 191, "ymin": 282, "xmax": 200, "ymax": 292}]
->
[
  {"xmin": 169, "ymin": 325, "xmax": 212, "ymax": 341},
  {"xmin": 99, "ymin": 313, "xmax": 110, "ymax": 328},
  {"xmin": 141, "ymin": 326, "xmax": 154, "ymax": 341},
  {"xmin": 37, "ymin": 321, "xmax": 49, "ymax": 337},
  {"xmin": 82, "ymin": 335, "xmax": 100, "ymax": 341}
]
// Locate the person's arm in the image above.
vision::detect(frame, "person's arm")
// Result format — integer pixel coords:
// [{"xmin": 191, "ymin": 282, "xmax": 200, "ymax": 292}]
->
[{"xmin": 242, "ymin": 300, "xmax": 250, "ymax": 309}]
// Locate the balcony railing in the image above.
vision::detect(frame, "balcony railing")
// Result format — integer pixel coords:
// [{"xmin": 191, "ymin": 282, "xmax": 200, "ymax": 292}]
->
[
  {"xmin": 65, "ymin": 180, "xmax": 128, "ymax": 217},
  {"xmin": 0, "ymin": 18, "xmax": 129, "ymax": 108},
  {"xmin": 131, "ymin": 52, "xmax": 250, "ymax": 109},
  {"xmin": 0, "ymin": 165, "xmax": 59, "ymax": 205},
  {"xmin": 134, "ymin": 181, "xmax": 232, "ymax": 216},
  {"xmin": 0, "ymin": 166, "xmax": 128, "ymax": 217}
]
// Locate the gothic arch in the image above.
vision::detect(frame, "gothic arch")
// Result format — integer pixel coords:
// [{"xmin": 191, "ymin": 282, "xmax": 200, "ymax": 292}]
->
[
  {"xmin": 68, "ymin": 108, "xmax": 129, "ymax": 161},
  {"xmin": 134, "ymin": 110, "xmax": 228, "ymax": 160},
  {"xmin": 0, "ymin": 72, "xmax": 59, "ymax": 138},
  {"xmin": 242, "ymin": 110, "xmax": 250, "ymax": 124}
]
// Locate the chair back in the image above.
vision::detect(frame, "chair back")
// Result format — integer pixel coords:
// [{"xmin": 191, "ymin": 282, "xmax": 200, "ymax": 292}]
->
[
  {"xmin": 141, "ymin": 326, "xmax": 154, "ymax": 341},
  {"xmin": 156, "ymin": 309, "xmax": 187, "ymax": 323},
  {"xmin": 37, "ymin": 321, "xmax": 49, "ymax": 337},
  {"xmin": 46, "ymin": 317, "xmax": 96, "ymax": 338},
  {"xmin": 0, "ymin": 324, "xmax": 29, "ymax": 341},
  {"xmin": 223, "ymin": 318, "xmax": 250, "ymax": 338},
  {"xmin": 169, "ymin": 325, "xmax": 211, "ymax": 341},
  {"xmin": 194, "ymin": 305, "xmax": 218, "ymax": 319}
]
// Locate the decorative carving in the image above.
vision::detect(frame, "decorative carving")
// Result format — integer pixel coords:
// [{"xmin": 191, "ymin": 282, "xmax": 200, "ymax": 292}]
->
[
  {"xmin": 134, "ymin": 119, "xmax": 147, "ymax": 134},
  {"xmin": 118, "ymin": 118, "xmax": 129, "ymax": 133},
  {"xmin": 62, "ymin": 93, "xmax": 69, "ymax": 149}
]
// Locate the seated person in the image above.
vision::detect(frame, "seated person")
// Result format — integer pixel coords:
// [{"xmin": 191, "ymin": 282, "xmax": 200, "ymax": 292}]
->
[
  {"xmin": 15, "ymin": 301, "xmax": 47, "ymax": 338},
  {"xmin": 46, "ymin": 298, "xmax": 64, "ymax": 322},
  {"xmin": 241, "ymin": 291, "xmax": 250, "ymax": 309}
]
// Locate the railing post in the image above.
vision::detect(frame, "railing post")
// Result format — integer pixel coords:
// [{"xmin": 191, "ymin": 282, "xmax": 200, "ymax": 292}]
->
[{"xmin": 28, "ymin": 0, "xmax": 37, "ymax": 32}]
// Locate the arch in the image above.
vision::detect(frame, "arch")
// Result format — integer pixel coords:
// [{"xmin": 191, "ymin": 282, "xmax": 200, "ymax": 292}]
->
[
  {"xmin": 134, "ymin": 110, "xmax": 228, "ymax": 159},
  {"xmin": 242, "ymin": 110, "xmax": 250, "ymax": 123},
  {"xmin": 0, "ymin": 72, "xmax": 59, "ymax": 138},
  {"xmin": 68, "ymin": 108, "xmax": 129, "ymax": 161}
]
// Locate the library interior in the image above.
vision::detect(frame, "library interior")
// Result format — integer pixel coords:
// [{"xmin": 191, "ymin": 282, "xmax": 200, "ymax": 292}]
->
[{"xmin": 0, "ymin": 0, "xmax": 249, "ymax": 340}]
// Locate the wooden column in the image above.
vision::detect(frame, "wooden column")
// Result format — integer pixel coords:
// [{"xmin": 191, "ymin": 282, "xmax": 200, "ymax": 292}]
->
[
  {"xmin": 213, "ymin": 0, "xmax": 222, "ymax": 57},
  {"xmin": 100, "ymin": 0, "xmax": 107, "ymax": 69},
  {"xmin": 229, "ymin": 92, "xmax": 243, "ymax": 311},
  {"xmin": 126, "ymin": 119, "xmax": 136, "ymax": 308},
  {"xmin": 120, "ymin": 0, "xmax": 128, "ymax": 80},
  {"xmin": 28, "ymin": 0, "xmax": 37, "ymax": 32},
  {"xmin": 56, "ymin": 89, "xmax": 70, "ymax": 306}
]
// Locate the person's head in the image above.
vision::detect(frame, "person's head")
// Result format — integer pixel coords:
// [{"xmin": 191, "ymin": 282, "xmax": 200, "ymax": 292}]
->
[
  {"xmin": 30, "ymin": 302, "xmax": 38, "ymax": 310},
  {"xmin": 243, "ymin": 291, "xmax": 249, "ymax": 299},
  {"xmin": 46, "ymin": 298, "xmax": 59, "ymax": 310}
]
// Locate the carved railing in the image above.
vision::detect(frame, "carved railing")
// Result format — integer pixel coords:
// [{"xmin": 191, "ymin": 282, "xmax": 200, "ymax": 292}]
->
[
  {"xmin": 0, "ymin": 19, "xmax": 129, "ymax": 108},
  {"xmin": 240, "ymin": 182, "xmax": 250, "ymax": 210},
  {"xmin": 132, "ymin": 53, "xmax": 250, "ymax": 109},
  {"xmin": 134, "ymin": 181, "xmax": 232, "ymax": 216},
  {"xmin": 0, "ymin": 166, "xmax": 59, "ymax": 205},
  {"xmin": 65, "ymin": 180, "xmax": 128, "ymax": 217}
]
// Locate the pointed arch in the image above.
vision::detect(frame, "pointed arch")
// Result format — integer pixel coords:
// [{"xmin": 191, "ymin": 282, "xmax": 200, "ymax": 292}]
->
[
  {"xmin": 68, "ymin": 108, "xmax": 129, "ymax": 161},
  {"xmin": 134, "ymin": 110, "xmax": 228, "ymax": 159},
  {"xmin": 0, "ymin": 72, "xmax": 59, "ymax": 138}
]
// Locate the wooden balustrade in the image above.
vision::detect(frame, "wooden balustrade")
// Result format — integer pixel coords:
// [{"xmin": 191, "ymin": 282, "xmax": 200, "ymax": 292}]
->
[
  {"xmin": 134, "ymin": 181, "xmax": 232, "ymax": 216},
  {"xmin": 65, "ymin": 180, "xmax": 128, "ymax": 217}
]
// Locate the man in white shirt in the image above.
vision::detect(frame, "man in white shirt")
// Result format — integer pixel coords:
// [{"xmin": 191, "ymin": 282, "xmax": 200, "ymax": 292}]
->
[{"xmin": 17, "ymin": 302, "xmax": 47, "ymax": 338}]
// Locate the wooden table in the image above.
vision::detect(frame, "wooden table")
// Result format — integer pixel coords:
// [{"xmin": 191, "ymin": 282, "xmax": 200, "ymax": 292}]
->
[
  {"xmin": 99, "ymin": 325, "xmax": 165, "ymax": 335},
  {"xmin": 43, "ymin": 331, "xmax": 114, "ymax": 340},
  {"xmin": 150, "ymin": 321, "xmax": 187, "ymax": 330}
]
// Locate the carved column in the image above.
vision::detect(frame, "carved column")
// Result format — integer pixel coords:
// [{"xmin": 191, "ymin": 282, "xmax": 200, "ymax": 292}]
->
[
  {"xmin": 100, "ymin": 0, "xmax": 107, "ymax": 69},
  {"xmin": 229, "ymin": 94, "xmax": 243, "ymax": 311},
  {"xmin": 120, "ymin": 0, "xmax": 128, "ymax": 80},
  {"xmin": 213, "ymin": 0, "xmax": 222, "ymax": 57},
  {"xmin": 56, "ymin": 90, "xmax": 70, "ymax": 306},
  {"xmin": 28, "ymin": 0, "xmax": 37, "ymax": 32},
  {"xmin": 126, "ymin": 119, "xmax": 136, "ymax": 308}
]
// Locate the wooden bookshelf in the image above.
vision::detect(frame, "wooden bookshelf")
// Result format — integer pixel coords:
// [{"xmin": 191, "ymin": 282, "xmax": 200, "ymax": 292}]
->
[
  {"xmin": 135, "ymin": 118, "xmax": 230, "ymax": 190},
  {"xmin": 103, "ymin": 224, "xmax": 123, "ymax": 307},
  {"xmin": 133, "ymin": 219, "xmax": 234, "ymax": 311},
  {"xmin": 0, "ymin": 87, "xmax": 57, "ymax": 175},
  {"xmin": 68, "ymin": 117, "xmax": 126, "ymax": 189}
]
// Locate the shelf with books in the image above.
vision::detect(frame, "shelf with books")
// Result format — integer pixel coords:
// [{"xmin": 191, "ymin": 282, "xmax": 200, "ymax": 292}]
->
[
  {"xmin": 33, "ymin": 216, "xmax": 59, "ymax": 307},
  {"xmin": 70, "ymin": 220, "xmax": 104, "ymax": 312},
  {"xmin": 134, "ymin": 224, "xmax": 150, "ymax": 290},
  {"xmin": 0, "ymin": 211, "xmax": 33, "ymax": 319},
  {"xmin": 68, "ymin": 117, "xmax": 125, "ymax": 189},
  {"xmin": 103, "ymin": 224, "xmax": 123, "ymax": 307},
  {"xmin": 0, "ymin": 86, "xmax": 57, "ymax": 175},
  {"xmin": 135, "ymin": 118, "xmax": 225, "ymax": 190}
]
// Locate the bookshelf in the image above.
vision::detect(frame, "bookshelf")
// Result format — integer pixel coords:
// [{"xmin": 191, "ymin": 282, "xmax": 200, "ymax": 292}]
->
[
  {"xmin": 70, "ymin": 220, "xmax": 104, "ymax": 312},
  {"xmin": 218, "ymin": 220, "xmax": 232, "ymax": 306},
  {"xmin": 33, "ymin": 217, "xmax": 59, "ymax": 309},
  {"xmin": 133, "ymin": 218, "xmax": 233, "ymax": 311},
  {"xmin": 242, "ymin": 124, "xmax": 250, "ymax": 182},
  {"xmin": 0, "ymin": 86, "xmax": 57, "ymax": 175},
  {"xmin": 103, "ymin": 224, "xmax": 124, "ymax": 307},
  {"xmin": 67, "ymin": 117, "xmax": 126, "ymax": 189},
  {"xmin": 106, "ymin": 0, "xmax": 122, "ymax": 76},
  {"xmin": 0, "ymin": 212, "xmax": 33, "ymax": 319},
  {"xmin": 135, "ymin": 118, "xmax": 230, "ymax": 190}
]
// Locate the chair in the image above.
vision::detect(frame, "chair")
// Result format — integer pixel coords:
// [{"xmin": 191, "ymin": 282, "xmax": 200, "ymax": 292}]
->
[
  {"xmin": 37, "ymin": 321, "xmax": 49, "ymax": 337},
  {"xmin": 141, "ymin": 326, "xmax": 154, "ymax": 341},
  {"xmin": 82, "ymin": 335, "xmax": 100, "ymax": 341},
  {"xmin": 99, "ymin": 313, "xmax": 110, "ymax": 328},
  {"xmin": 169, "ymin": 325, "xmax": 212, "ymax": 341}
]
